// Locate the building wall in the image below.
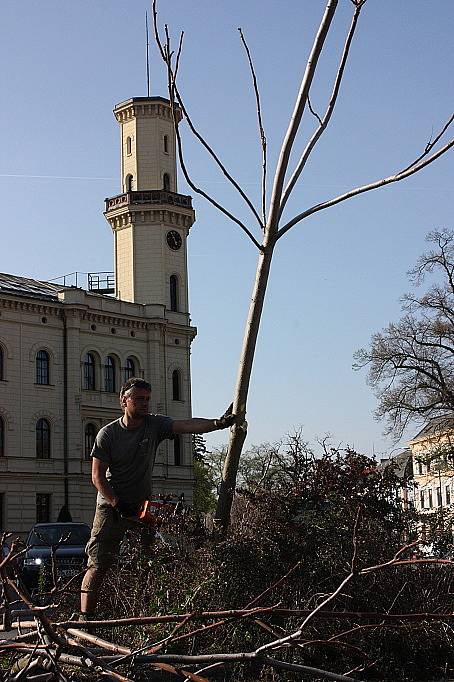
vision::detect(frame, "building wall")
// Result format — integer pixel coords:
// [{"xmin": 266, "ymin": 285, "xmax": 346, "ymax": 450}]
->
[
  {"xmin": 409, "ymin": 429, "xmax": 454, "ymax": 524},
  {"xmin": 0, "ymin": 288, "xmax": 196, "ymax": 537},
  {"xmin": 115, "ymin": 226, "xmax": 134, "ymax": 301}
]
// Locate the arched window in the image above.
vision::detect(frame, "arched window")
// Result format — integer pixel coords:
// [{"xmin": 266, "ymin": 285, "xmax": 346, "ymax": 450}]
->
[
  {"xmin": 0, "ymin": 416, "xmax": 4, "ymax": 457},
  {"xmin": 126, "ymin": 174, "xmax": 134, "ymax": 192},
  {"xmin": 124, "ymin": 357, "xmax": 135, "ymax": 381},
  {"xmin": 172, "ymin": 370, "xmax": 181, "ymax": 401},
  {"xmin": 170, "ymin": 275, "xmax": 178, "ymax": 312},
  {"xmin": 104, "ymin": 356, "xmax": 116, "ymax": 393},
  {"xmin": 36, "ymin": 418, "xmax": 50, "ymax": 459},
  {"xmin": 126, "ymin": 136, "xmax": 132, "ymax": 155},
  {"xmin": 0, "ymin": 346, "xmax": 3, "ymax": 381},
  {"xmin": 36, "ymin": 350, "xmax": 50, "ymax": 385},
  {"xmin": 84, "ymin": 423, "xmax": 97, "ymax": 461},
  {"xmin": 174, "ymin": 435, "xmax": 181, "ymax": 466},
  {"xmin": 163, "ymin": 173, "xmax": 170, "ymax": 191},
  {"xmin": 163, "ymin": 135, "xmax": 169, "ymax": 153},
  {"xmin": 83, "ymin": 353, "xmax": 96, "ymax": 390}
]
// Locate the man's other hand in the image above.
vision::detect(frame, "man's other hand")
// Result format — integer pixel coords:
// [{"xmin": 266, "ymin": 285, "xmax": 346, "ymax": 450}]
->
[{"xmin": 214, "ymin": 403, "xmax": 236, "ymax": 430}]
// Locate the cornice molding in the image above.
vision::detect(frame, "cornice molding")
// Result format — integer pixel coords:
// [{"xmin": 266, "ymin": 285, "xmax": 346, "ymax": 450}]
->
[
  {"xmin": 114, "ymin": 100, "xmax": 181, "ymax": 124},
  {"xmin": 0, "ymin": 298, "xmax": 60, "ymax": 315},
  {"xmin": 106, "ymin": 207, "xmax": 194, "ymax": 232},
  {"xmin": 0, "ymin": 293, "xmax": 195, "ymax": 333}
]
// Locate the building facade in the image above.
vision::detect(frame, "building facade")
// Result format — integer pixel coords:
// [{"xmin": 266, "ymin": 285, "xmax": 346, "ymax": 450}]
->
[
  {"xmin": 0, "ymin": 97, "xmax": 197, "ymax": 536},
  {"xmin": 407, "ymin": 417, "xmax": 454, "ymax": 536}
]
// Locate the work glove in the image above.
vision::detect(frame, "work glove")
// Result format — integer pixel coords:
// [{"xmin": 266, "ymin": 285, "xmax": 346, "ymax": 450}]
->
[
  {"xmin": 214, "ymin": 403, "xmax": 236, "ymax": 430},
  {"xmin": 115, "ymin": 499, "xmax": 141, "ymax": 518}
]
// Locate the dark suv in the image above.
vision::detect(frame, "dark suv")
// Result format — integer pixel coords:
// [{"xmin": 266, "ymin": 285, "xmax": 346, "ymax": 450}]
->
[{"xmin": 21, "ymin": 522, "xmax": 91, "ymax": 589}]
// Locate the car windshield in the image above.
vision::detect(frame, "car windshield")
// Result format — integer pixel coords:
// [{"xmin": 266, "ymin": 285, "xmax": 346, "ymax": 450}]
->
[{"xmin": 29, "ymin": 525, "xmax": 90, "ymax": 547}]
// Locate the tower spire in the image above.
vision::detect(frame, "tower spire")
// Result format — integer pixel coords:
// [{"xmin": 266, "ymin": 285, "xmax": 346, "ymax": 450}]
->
[{"xmin": 145, "ymin": 10, "xmax": 150, "ymax": 97}]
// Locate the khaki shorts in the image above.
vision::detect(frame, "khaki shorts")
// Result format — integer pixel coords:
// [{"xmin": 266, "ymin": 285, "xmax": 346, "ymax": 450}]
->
[{"xmin": 86, "ymin": 505, "xmax": 155, "ymax": 570}]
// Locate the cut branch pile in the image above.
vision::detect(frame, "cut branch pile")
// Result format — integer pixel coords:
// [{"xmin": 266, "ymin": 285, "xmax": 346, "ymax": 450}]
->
[{"xmin": 2, "ymin": 530, "xmax": 454, "ymax": 681}]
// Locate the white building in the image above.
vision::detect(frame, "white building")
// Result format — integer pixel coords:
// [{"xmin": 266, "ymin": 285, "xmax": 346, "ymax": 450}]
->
[
  {"xmin": 408, "ymin": 417, "xmax": 454, "ymax": 535},
  {"xmin": 0, "ymin": 96, "xmax": 197, "ymax": 536}
]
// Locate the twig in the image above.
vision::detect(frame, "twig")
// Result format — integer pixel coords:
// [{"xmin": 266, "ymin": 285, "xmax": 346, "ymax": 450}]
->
[
  {"xmin": 103, "ymin": 652, "xmax": 366, "ymax": 682},
  {"xmin": 276, "ymin": 132, "xmax": 454, "ymax": 240},
  {"xmin": 400, "ymin": 113, "xmax": 454, "ymax": 174},
  {"xmin": 351, "ymin": 504, "xmax": 363, "ymax": 572},
  {"xmin": 278, "ymin": 1, "xmax": 364, "ymax": 221},
  {"xmin": 238, "ymin": 27, "xmax": 267, "ymax": 227},
  {"xmin": 56, "ymin": 605, "xmax": 454, "ymax": 630},
  {"xmin": 267, "ymin": 0, "xmax": 339, "ymax": 233},
  {"xmin": 152, "ymin": 0, "xmax": 265, "ymax": 244}
]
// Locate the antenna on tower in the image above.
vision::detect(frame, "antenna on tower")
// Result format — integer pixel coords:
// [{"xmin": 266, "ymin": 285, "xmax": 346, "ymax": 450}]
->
[{"xmin": 145, "ymin": 10, "xmax": 150, "ymax": 97}]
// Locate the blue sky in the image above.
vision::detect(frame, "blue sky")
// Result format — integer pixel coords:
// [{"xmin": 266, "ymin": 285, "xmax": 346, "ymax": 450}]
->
[{"xmin": 1, "ymin": 1, "xmax": 453, "ymax": 457}]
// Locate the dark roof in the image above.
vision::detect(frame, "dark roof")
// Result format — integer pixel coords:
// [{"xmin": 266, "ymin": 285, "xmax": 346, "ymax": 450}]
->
[
  {"xmin": 378, "ymin": 449, "xmax": 413, "ymax": 480},
  {"xmin": 411, "ymin": 415, "xmax": 454, "ymax": 442},
  {"xmin": 0, "ymin": 272, "xmax": 64, "ymax": 302}
]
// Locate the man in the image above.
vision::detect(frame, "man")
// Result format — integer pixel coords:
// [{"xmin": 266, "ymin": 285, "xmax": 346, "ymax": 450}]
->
[{"xmin": 80, "ymin": 377, "xmax": 235, "ymax": 620}]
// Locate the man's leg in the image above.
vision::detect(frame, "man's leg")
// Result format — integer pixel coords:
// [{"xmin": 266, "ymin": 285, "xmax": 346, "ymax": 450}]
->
[
  {"xmin": 80, "ymin": 566, "xmax": 109, "ymax": 616},
  {"xmin": 81, "ymin": 505, "xmax": 126, "ymax": 618}
]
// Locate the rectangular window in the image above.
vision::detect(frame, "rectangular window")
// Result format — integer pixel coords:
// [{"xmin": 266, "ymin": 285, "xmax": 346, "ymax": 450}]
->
[
  {"xmin": 428, "ymin": 489, "xmax": 433, "ymax": 509},
  {"xmin": 417, "ymin": 461, "xmax": 424, "ymax": 475},
  {"xmin": 0, "ymin": 493, "xmax": 4, "ymax": 531},
  {"xmin": 36, "ymin": 494, "xmax": 51, "ymax": 523},
  {"xmin": 437, "ymin": 487, "xmax": 442, "ymax": 507},
  {"xmin": 420, "ymin": 490, "xmax": 425, "ymax": 508},
  {"xmin": 446, "ymin": 485, "xmax": 451, "ymax": 506}
]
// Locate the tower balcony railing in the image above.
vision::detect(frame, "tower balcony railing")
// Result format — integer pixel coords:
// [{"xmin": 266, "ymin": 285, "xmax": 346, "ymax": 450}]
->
[{"xmin": 105, "ymin": 189, "xmax": 192, "ymax": 212}]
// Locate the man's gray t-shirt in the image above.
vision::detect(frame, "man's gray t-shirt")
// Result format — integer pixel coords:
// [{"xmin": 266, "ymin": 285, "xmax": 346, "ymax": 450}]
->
[{"xmin": 91, "ymin": 415, "xmax": 174, "ymax": 506}]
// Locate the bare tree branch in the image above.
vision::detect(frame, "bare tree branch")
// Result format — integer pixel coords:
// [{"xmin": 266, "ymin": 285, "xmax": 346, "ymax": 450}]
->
[
  {"xmin": 307, "ymin": 95, "xmax": 323, "ymax": 126},
  {"xmin": 276, "ymin": 133, "xmax": 454, "ymax": 240},
  {"xmin": 153, "ymin": 0, "xmax": 265, "ymax": 241},
  {"xmin": 267, "ymin": 0, "xmax": 339, "ymax": 233},
  {"xmin": 238, "ymin": 27, "xmax": 267, "ymax": 228},
  {"xmin": 278, "ymin": 2, "xmax": 364, "ymax": 221},
  {"xmin": 400, "ymin": 113, "xmax": 454, "ymax": 174}
]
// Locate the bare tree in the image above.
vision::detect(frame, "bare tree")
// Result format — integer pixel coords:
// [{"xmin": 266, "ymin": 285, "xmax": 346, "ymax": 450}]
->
[
  {"xmin": 355, "ymin": 229, "xmax": 454, "ymax": 440},
  {"xmin": 152, "ymin": 0, "xmax": 454, "ymax": 531}
]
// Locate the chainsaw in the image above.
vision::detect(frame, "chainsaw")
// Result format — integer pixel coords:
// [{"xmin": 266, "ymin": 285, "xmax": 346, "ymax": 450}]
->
[{"xmin": 137, "ymin": 494, "xmax": 184, "ymax": 528}]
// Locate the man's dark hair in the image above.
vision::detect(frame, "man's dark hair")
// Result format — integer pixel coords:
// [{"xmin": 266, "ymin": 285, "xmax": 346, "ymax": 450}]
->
[{"xmin": 120, "ymin": 377, "xmax": 152, "ymax": 399}]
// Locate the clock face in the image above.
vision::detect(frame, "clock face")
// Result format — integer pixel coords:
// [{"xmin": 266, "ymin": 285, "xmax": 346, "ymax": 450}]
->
[{"xmin": 166, "ymin": 230, "xmax": 182, "ymax": 251}]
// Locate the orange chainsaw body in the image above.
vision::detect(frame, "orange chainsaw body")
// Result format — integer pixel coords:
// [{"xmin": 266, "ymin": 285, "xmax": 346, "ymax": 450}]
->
[{"xmin": 137, "ymin": 499, "xmax": 174, "ymax": 527}]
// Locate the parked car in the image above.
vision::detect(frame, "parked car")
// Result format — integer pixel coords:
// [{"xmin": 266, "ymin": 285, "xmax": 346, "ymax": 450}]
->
[{"xmin": 21, "ymin": 522, "xmax": 91, "ymax": 589}]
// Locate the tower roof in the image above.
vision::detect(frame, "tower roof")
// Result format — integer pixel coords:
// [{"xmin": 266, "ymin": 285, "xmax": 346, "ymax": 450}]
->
[
  {"xmin": 115, "ymin": 96, "xmax": 172, "ymax": 108},
  {"xmin": 113, "ymin": 97, "xmax": 182, "ymax": 123}
]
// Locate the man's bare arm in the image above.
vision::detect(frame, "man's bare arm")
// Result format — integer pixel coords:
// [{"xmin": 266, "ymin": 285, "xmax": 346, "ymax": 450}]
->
[
  {"xmin": 172, "ymin": 404, "xmax": 236, "ymax": 435},
  {"xmin": 173, "ymin": 418, "xmax": 219, "ymax": 435},
  {"xmin": 91, "ymin": 458, "xmax": 118, "ymax": 507}
]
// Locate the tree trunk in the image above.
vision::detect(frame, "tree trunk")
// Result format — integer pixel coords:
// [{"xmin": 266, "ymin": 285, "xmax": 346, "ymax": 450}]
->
[{"xmin": 215, "ymin": 243, "xmax": 274, "ymax": 531}]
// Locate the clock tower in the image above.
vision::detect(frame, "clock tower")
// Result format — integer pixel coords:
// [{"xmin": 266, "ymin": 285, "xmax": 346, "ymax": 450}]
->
[
  {"xmin": 104, "ymin": 97, "xmax": 195, "ymax": 310},
  {"xmin": 103, "ymin": 96, "xmax": 196, "ymax": 482}
]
